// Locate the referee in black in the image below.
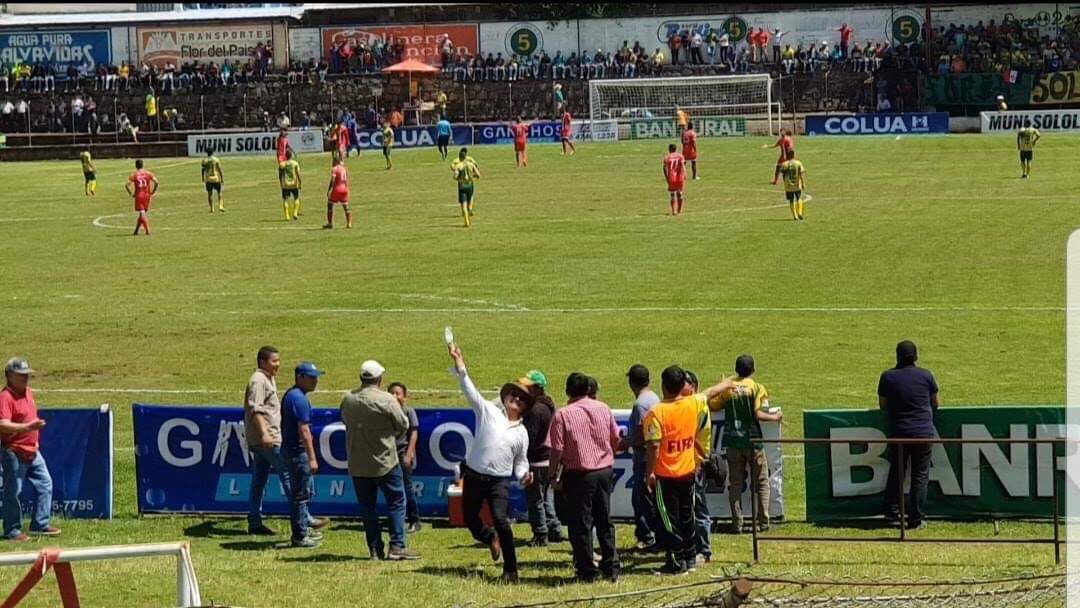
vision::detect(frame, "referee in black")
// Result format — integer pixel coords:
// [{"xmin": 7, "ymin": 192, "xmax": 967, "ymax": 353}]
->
[{"xmin": 878, "ymin": 340, "xmax": 940, "ymax": 530}]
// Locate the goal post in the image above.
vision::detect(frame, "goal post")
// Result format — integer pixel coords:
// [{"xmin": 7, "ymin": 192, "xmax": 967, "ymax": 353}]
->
[{"xmin": 589, "ymin": 74, "xmax": 780, "ymax": 136}]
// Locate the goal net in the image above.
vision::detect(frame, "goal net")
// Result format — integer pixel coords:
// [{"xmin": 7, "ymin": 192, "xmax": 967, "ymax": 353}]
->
[{"xmin": 589, "ymin": 74, "xmax": 780, "ymax": 136}]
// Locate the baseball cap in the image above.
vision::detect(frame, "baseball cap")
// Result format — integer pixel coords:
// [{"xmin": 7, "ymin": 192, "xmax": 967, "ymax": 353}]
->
[
  {"xmin": 524, "ymin": 370, "xmax": 548, "ymax": 391},
  {"xmin": 360, "ymin": 360, "xmax": 386, "ymax": 380},
  {"xmin": 294, "ymin": 361, "xmax": 326, "ymax": 378},
  {"xmin": 4, "ymin": 357, "xmax": 33, "ymax": 375}
]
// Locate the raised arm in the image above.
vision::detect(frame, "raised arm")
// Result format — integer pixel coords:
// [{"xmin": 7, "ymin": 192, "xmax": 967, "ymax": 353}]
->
[{"xmin": 448, "ymin": 343, "xmax": 491, "ymax": 418}]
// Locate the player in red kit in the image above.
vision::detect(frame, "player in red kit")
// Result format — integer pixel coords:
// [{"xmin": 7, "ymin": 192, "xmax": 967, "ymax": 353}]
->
[
  {"xmin": 510, "ymin": 116, "xmax": 530, "ymax": 167},
  {"xmin": 681, "ymin": 121, "xmax": 698, "ymax": 180},
  {"xmin": 560, "ymin": 110, "xmax": 576, "ymax": 156},
  {"xmin": 324, "ymin": 152, "xmax": 352, "ymax": 229},
  {"xmin": 276, "ymin": 128, "xmax": 289, "ymax": 178},
  {"xmin": 762, "ymin": 128, "xmax": 794, "ymax": 184},
  {"xmin": 125, "ymin": 159, "xmax": 159, "ymax": 236},
  {"xmin": 663, "ymin": 143, "xmax": 686, "ymax": 216},
  {"xmin": 334, "ymin": 121, "xmax": 349, "ymax": 162}
]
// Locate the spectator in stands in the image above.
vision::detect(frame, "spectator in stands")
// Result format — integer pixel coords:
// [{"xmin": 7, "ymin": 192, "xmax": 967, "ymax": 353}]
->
[
  {"xmin": 652, "ymin": 48, "xmax": 665, "ymax": 76},
  {"xmin": 680, "ymin": 30, "xmax": 690, "ymax": 64},
  {"xmin": 594, "ymin": 49, "xmax": 606, "ymax": 78},
  {"xmin": 522, "ymin": 53, "xmax": 537, "ymax": 79},
  {"xmin": 769, "ymin": 28, "xmax": 784, "ymax": 65},
  {"xmin": 690, "ymin": 30, "xmax": 704, "ymax": 65},
  {"xmin": 706, "ymin": 30, "xmax": 718, "ymax": 65},
  {"xmin": 15, "ymin": 99, "xmax": 27, "ymax": 132},
  {"xmin": 483, "ymin": 53, "xmax": 496, "ymax": 81},
  {"xmin": 838, "ymin": 23, "xmax": 854, "ymax": 58},
  {"xmin": 580, "ymin": 51, "xmax": 593, "ymax": 79},
  {"xmin": 669, "ymin": 31, "xmax": 681, "ymax": 66},
  {"xmin": 164, "ymin": 63, "xmax": 177, "ymax": 94},
  {"xmin": 782, "ymin": 44, "xmax": 796, "ymax": 74},
  {"xmin": 64, "ymin": 64, "xmax": 78, "ymax": 92},
  {"xmin": 441, "ymin": 34, "xmax": 454, "ymax": 71},
  {"xmin": 734, "ymin": 46, "xmax": 750, "ymax": 73},
  {"xmin": 254, "ymin": 42, "xmax": 269, "ymax": 79},
  {"xmin": 719, "ymin": 30, "xmax": 731, "ymax": 66},
  {"xmin": 389, "ymin": 107, "xmax": 404, "ymax": 129},
  {"xmin": 41, "ymin": 63, "xmax": 54, "ymax": 92},
  {"xmin": 494, "ymin": 52, "xmax": 506, "ymax": 81},
  {"xmin": 876, "ymin": 93, "xmax": 892, "ymax": 112},
  {"xmin": 830, "ymin": 44, "xmax": 844, "ymax": 69},
  {"xmin": 757, "ymin": 29, "xmax": 770, "ymax": 65},
  {"xmin": 538, "ymin": 51, "xmax": 551, "ymax": 79},
  {"xmin": 567, "ymin": 52, "xmax": 581, "ymax": 79}
]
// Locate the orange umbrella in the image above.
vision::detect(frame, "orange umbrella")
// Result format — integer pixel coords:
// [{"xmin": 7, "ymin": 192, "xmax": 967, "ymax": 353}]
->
[{"xmin": 382, "ymin": 59, "xmax": 440, "ymax": 121}]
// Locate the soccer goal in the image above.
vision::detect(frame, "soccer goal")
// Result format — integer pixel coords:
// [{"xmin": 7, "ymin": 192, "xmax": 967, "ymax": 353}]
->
[{"xmin": 589, "ymin": 74, "xmax": 781, "ymax": 136}]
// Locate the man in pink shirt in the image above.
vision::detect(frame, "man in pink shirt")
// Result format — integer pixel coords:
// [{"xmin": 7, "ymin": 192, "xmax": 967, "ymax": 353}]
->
[
  {"xmin": 548, "ymin": 372, "xmax": 621, "ymax": 583},
  {"xmin": 0, "ymin": 358, "xmax": 60, "ymax": 541}
]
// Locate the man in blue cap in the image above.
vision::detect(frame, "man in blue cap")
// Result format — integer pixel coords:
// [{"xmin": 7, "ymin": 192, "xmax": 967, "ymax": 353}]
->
[{"xmin": 281, "ymin": 361, "xmax": 329, "ymax": 548}]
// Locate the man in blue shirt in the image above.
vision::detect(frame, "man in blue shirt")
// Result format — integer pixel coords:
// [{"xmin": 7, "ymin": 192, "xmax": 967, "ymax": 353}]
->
[
  {"xmin": 281, "ymin": 361, "xmax": 328, "ymax": 547},
  {"xmin": 878, "ymin": 340, "xmax": 940, "ymax": 530},
  {"xmin": 624, "ymin": 364, "xmax": 660, "ymax": 551},
  {"xmin": 436, "ymin": 115, "xmax": 452, "ymax": 160}
]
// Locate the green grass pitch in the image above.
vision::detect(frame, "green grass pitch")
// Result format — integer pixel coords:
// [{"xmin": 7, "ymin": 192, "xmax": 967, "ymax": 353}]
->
[{"xmin": 0, "ymin": 134, "xmax": 1069, "ymax": 606}]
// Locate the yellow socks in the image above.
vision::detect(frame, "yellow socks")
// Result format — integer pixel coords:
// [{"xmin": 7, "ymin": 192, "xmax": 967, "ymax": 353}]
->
[
  {"xmin": 467, "ymin": 201, "xmax": 474, "ymax": 216},
  {"xmin": 796, "ymin": 198, "xmax": 805, "ymax": 220},
  {"xmin": 461, "ymin": 206, "xmax": 471, "ymax": 227},
  {"xmin": 283, "ymin": 202, "xmax": 291, "ymax": 220},
  {"xmin": 292, "ymin": 198, "xmax": 301, "ymax": 219}
]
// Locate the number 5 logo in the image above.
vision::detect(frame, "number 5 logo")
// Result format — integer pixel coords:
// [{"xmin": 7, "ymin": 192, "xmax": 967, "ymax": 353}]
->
[{"xmin": 507, "ymin": 24, "xmax": 543, "ymax": 56}]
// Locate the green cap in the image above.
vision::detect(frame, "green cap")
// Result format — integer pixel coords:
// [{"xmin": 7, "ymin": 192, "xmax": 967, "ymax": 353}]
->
[{"xmin": 525, "ymin": 369, "xmax": 548, "ymax": 390}]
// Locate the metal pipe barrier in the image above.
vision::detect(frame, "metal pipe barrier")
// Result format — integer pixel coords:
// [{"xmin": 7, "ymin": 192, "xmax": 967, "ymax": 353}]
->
[{"xmin": 747, "ymin": 437, "xmax": 1066, "ymax": 565}]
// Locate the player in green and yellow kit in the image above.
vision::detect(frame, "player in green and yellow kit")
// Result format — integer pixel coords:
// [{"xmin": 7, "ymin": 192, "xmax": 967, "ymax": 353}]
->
[
  {"xmin": 279, "ymin": 149, "xmax": 303, "ymax": 221},
  {"xmin": 1017, "ymin": 126, "xmax": 1041, "ymax": 178},
  {"xmin": 201, "ymin": 149, "xmax": 224, "ymax": 212},
  {"xmin": 779, "ymin": 149, "xmax": 805, "ymax": 221},
  {"xmin": 450, "ymin": 147, "xmax": 480, "ymax": 228},
  {"xmin": 80, "ymin": 150, "xmax": 96, "ymax": 197},
  {"xmin": 382, "ymin": 122, "xmax": 394, "ymax": 170}
]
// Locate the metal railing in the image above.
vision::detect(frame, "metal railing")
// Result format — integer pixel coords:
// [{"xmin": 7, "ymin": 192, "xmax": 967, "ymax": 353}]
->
[{"xmin": 746, "ymin": 436, "xmax": 1066, "ymax": 564}]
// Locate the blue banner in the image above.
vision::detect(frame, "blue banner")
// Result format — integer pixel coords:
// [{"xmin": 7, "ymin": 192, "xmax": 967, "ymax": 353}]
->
[
  {"xmin": 472, "ymin": 121, "xmax": 563, "ymax": 145},
  {"xmin": 351, "ymin": 125, "xmax": 472, "ymax": 150},
  {"xmin": 805, "ymin": 112, "xmax": 949, "ymax": 136},
  {"xmin": 0, "ymin": 408, "xmax": 113, "ymax": 519},
  {"xmin": 133, "ymin": 403, "xmax": 785, "ymax": 520},
  {"xmin": 0, "ymin": 30, "xmax": 111, "ymax": 70}
]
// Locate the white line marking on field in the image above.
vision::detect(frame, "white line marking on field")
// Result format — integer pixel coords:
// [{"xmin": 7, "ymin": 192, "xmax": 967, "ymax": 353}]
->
[
  {"xmin": 398, "ymin": 293, "xmax": 529, "ymax": 311},
  {"xmin": 223, "ymin": 305, "xmax": 1067, "ymax": 315}
]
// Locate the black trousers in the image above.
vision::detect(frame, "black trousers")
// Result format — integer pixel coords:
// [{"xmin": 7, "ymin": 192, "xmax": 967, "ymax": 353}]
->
[
  {"xmin": 462, "ymin": 464, "xmax": 517, "ymax": 574},
  {"xmin": 561, "ymin": 467, "xmax": 619, "ymax": 579},
  {"xmin": 883, "ymin": 442, "xmax": 932, "ymax": 525},
  {"xmin": 654, "ymin": 474, "xmax": 696, "ymax": 569}
]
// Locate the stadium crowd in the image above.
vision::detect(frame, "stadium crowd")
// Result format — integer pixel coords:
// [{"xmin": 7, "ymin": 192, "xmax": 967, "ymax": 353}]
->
[{"xmin": 928, "ymin": 17, "xmax": 1080, "ymax": 75}]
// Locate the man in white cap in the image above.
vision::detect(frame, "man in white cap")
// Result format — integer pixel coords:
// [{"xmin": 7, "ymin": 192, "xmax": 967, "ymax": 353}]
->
[
  {"xmin": 997, "ymin": 94, "xmax": 1008, "ymax": 112},
  {"xmin": 0, "ymin": 358, "xmax": 59, "ymax": 541},
  {"xmin": 340, "ymin": 359, "xmax": 419, "ymax": 560}
]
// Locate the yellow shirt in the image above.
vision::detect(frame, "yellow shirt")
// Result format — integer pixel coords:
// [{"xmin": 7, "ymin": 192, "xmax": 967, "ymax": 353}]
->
[
  {"xmin": 382, "ymin": 126, "xmax": 393, "ymax": 148},
  {"xmin": 279, "ymin": 159, "xmax": 301, "ymax": 189},
  {"xmin": 1017, "ymin": 127, "xmax": 1040, "ymax": 151},
  {"xmin": 676, "ymin": 109, "xmax": 688, "ymax": 128},
  {"xmin": 643, "ymin": 393, "xmax": 711, "ymax": 478},
  {"xmin": 201, "ymin": 156, "xmax": 222, "ymax": 183},
  {"xmin": 451, "ymin": 157, "xmax": 479, "ymax": 185},
  {"xmin": 146, "ymin": 95, "xmax": 157, "ymax": 117},
  {"xmin": 780, "ymin": 159, "xmax": 805, "ymax": 193},
  {"xmin": 436, "ymin": 92, "xmax": 447, "ymax": 107},
  {"xmin": 709, "ymin": 377, "xmax": 769, "ymax": 449},
  {"xmin": 80, "ymin": 151, "xmax": 93, "ymax": 173}
]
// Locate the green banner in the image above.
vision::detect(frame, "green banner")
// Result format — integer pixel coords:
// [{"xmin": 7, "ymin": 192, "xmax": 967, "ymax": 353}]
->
[
  {"xmin": 804, "ymin": 407, "xmax": 1067, "ymax": 522},
  {"xmin": 922, "ymin": 73, "xmax": 1033, "ymax": 107},
  {"xmin": 629, "ymin": 116, "xmax": 746, "ymax": 140}
]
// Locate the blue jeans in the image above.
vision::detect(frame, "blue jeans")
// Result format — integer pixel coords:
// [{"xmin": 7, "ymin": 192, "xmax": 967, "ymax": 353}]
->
[
  {"xmin": 248, "ymin": 445, "xmax": 291, "ymax": 529},
  {"xmin": 524, "ymin": 465, "xmax": 561, "ymax": 537},
  {"xmin": 352, "ymin": 466, "xmax": 406, "ymax": 556},
  {"xmin": 630, "ymin": 460, "xmax": 656, "ymax": 544},
  {"xmin": 285, "ymin": 451, "xmax": 312, "ymax": 542},
  {"xmin": 693, "ymin": 469, "xmax": 711, "ymax": 557},
  {"xmin": 2, "ymin": 449, "xmax": 52, "ymax": 537}
]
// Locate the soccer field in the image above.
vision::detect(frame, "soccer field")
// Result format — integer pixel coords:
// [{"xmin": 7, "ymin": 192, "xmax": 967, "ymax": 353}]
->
[{"xmin": 0, "ymin": 134, "xmax": 1070, "ymax": 606}]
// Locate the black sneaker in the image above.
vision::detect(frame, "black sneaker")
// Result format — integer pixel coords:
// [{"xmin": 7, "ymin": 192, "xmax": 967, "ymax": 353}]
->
[
  {"xmin": 500, "ymin": 571, "xmax": 520, "ymax": 584},
  {"xmin": 248, "ymin": 525, "xmax": 276, "ymax": 536},
  {"xmin": 406, "ymin": 522, "xmax": 422, "ymax": 534},
  {"xmin": 655, "ymin": 562, "xmax": 689, "ymax": 576},
  {"xmin": 529, "ymin": 535, "xmax": 548, "ymax": 547},
  {"xmin": 547, "ymin": 530, "xmax": 566, "ymax": 543},
  {"xmin": 907, "ymin": 520, "xmax": 926, "ymax": 530},
  {"xmin": 388, "ymin": 547, "xmax": 421, "ymax": 561}
]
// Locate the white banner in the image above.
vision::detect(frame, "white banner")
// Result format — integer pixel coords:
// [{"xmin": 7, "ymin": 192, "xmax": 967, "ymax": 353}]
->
[
  {"xmin": 980, "ymin": 109, "xmax": 1080, "ymax": 133},
  {"xmin": 610, "ymin": 409, "xmax": 784, "ymax": 520},
  {"xmin": 288, "ymin": 27, "xmax": 322, "ymax": 64},
  {"xmin": 478, "ymin": 21, "xmax": 577, "ymax": 58},
  {"xmin": 186, "ymin": 130, "xmax": 323, "ymax": 157},
  {"xmin": 572, "ymin": 119, "xmax": 619, "ymax": 142}
]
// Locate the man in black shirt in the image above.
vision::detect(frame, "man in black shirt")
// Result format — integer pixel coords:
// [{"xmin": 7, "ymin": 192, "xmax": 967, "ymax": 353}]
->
[
  {"xmin": 877, "ymin": 340, "xmax": 939, "ymax": 529},
  {"xmin": 521, "ymin": 370, "xmax": 565, "ymax": 545}
]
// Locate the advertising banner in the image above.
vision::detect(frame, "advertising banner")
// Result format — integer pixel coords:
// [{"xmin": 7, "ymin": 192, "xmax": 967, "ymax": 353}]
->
[
  {"xmin": 629, "ymin": 116, "xmax": 747, "ymax": 139},
  {"xmin": 922, "ymin": 73, "xmax": 1033, "ymax": 107},
  {"xmin": 138, "ymin": 23, "xmax": 273, "ymax": 68},
  {"xmin": 805, "ymin": 113, "xmax": 948, "ymax": 136},
  {"xmin": 0, "ymin": 30, "xmax": 111, "ymax": 70},
  {"xmin": 1030, "ymin": 70, "xmax": 1080, "ymax": 105},
  {"xmin": 804, "ymin": 407, "xmax": 1071, "ymax": 522},
  {"xmin": 322, "ymin": 24, "xmax": 478, "ymax": 65},
  {"xmin": 288, "ymin": 27, "xmax": 322, "ymax": 64},
  {"xmin": 980, "ymin": 109, "xmax": 1080, "ymax": 133},
  {"xmin": 347, "ymin": 125, "xmax": 474, "ymax": 151},
  {"xmin": 571, "ymin": 119, "xmax": 618, "ymax": 142},
  {"xmin": 134, "ymin": 403, "xmax": 783, "ymax": 520},
  {"xmin": 186, "ymin": 131, "xmax": 324, "ymax": 157},
  {"xmin": 478, "ymin": 21, "xmax": 577, "ymax": 58},
  {"xmin": 0, "ymin": 408, "xmax": 113, "ymax": 520}
]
